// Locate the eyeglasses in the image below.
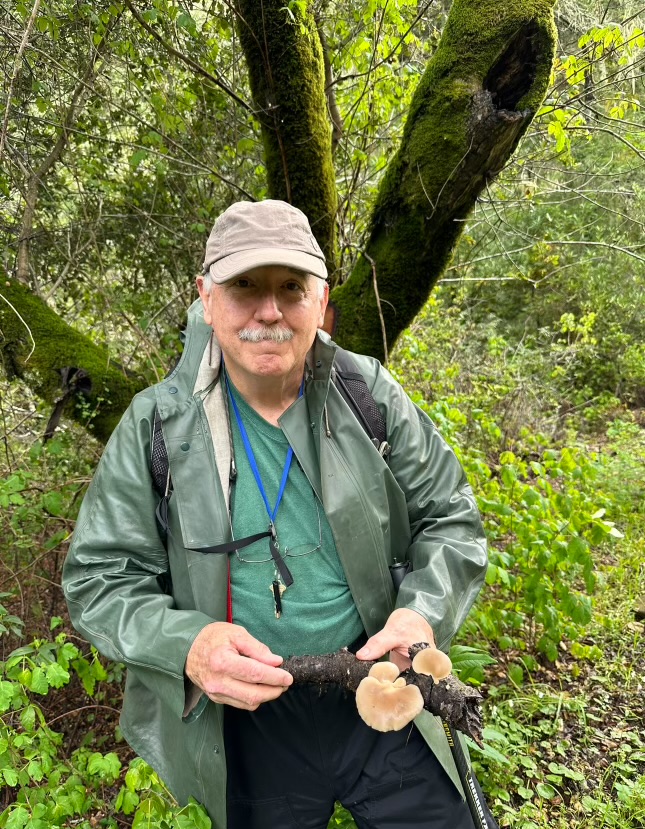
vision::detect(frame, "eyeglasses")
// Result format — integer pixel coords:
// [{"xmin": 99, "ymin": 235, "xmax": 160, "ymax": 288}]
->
[{"xmin": 233, "ymin": 499, "xmax": 322, "ymax": 564}]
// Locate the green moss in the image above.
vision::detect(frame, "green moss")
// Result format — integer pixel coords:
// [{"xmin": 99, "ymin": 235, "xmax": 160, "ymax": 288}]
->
[
  {"xmin": 236, "ymin": 0, "xmax": 338, "ymax": 270},
  {"xmin": 332, "ymin": 0, "xmax": 557, "ymax": 359},
  {"xmin": 0, "ymin": 279, "xmax": 146, "ymax": 442}
]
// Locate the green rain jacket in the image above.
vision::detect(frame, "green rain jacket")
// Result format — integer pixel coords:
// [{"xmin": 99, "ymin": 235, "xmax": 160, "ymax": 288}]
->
[{"xmin": 63, "ymin": 300, "xmax": 488, "ymax": 829}]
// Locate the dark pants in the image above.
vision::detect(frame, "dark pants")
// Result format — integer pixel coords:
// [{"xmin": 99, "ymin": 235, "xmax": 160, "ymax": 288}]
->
[{"xmin": 224, "ymin": 685, "xmax": 477, "ymax": 829}]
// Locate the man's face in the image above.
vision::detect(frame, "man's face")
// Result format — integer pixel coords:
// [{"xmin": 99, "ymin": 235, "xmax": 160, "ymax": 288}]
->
[{"xmin": 197, "ymin": 265, "xmax": 329, "ymax": 384}]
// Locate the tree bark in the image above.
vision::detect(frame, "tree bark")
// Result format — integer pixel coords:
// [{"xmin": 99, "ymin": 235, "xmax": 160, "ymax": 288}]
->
[
  {"xmin": 0, "ymin": 279, "xmax": 145, "ymax": 442},
  {"xmin": 326, "ymin": 0, "xmax": 557, "ymax": 359},
  {"xmin": 234, "ymin": 0, "xmax": 339, "ymax": 274}
]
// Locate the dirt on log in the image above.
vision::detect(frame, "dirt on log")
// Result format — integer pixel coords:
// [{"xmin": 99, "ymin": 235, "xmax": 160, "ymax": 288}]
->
[{"xmin": 283, "ymin": 644, "xmax": 483, "ymax": 744}]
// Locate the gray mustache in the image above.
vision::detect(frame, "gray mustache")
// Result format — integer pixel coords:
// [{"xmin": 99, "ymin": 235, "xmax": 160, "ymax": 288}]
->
[{"xmin": 238, "ymin": 326, "xmax": 295, "ymax": 343}]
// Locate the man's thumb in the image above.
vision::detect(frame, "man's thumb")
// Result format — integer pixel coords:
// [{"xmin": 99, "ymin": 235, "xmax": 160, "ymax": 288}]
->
[{"xmin": 355, "ymin": 632, "xmax": 391, "ymax": 661}]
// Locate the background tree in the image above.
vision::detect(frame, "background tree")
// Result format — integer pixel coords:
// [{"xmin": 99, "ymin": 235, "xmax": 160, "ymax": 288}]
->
[{"xmin": 1, "ymin": 0, "xmax": 557, "ymax": 440}]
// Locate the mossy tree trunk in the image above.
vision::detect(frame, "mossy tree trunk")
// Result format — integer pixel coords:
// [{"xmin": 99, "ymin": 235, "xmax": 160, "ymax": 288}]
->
[
  {"xmin": 0, "ymin": 279, "xmax": 145, "ymax": 443},
  {"xmin": 235, "ymin": 0, "xmax": 556, "ymax": 360},
  {"xmin": 234, "ymin": 0, "xmax": 339, "ymax": 273},
  {"xmin": 326, "ymin": 0, "xmax": 556, "ymax": 359}
]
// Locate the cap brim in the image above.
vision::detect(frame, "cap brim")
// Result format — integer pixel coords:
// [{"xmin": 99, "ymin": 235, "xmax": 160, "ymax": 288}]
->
[{"xmin": 208, "ymin": 247, "xmax": 327, "ymax": 283}]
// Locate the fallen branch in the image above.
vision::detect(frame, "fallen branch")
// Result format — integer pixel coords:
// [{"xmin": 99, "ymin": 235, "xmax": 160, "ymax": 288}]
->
[{"xmin": 283, "ymin": 643, "xmax": 483, "ymax": 744}]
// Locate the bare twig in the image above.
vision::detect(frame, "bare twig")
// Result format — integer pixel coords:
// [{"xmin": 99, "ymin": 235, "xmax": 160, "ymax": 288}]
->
[
  {"xmin": 47, "ymin": 704, "xmax": 121, "ymax": 727},
  {"xmin": 0, "ymin": 0, "xmax": 41, "ymax": 164},
  {"xmin": 364, "ymin": 250, "xmax": 389, "ymax": 364},
  {"xmin": 123, "ymin": 0, "xmax": 253, "ymax": 114}
]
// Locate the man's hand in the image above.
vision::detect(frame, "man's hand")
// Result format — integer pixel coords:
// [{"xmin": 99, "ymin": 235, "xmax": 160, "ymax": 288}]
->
[
  {"xmin": 355, "ymin": 608, "xmax": 436, "ymax": 672},
  {"xmin": 185, "ymin": 622, "xmax": 293, "ymax": 710}
]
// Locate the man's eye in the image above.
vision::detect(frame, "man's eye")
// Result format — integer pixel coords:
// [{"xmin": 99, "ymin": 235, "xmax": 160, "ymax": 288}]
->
[
  {"xmin": 234, "ymin": 278, "xmax": 251, "ymax": 288},
  {"xmin": 285, "ymin": 281, "xmax": 304, "ymax": 292}
]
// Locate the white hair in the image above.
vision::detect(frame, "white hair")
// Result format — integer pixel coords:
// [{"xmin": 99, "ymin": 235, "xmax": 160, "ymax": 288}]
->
[{"xmin": 200, "ymin": 269, "xmax": 327, "ymax": 299}]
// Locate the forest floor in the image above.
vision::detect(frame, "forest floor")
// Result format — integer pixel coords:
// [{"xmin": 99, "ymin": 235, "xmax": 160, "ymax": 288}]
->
[{"xmin": 476, "ymin": 531, "xmax": 645, "ymax": 829}]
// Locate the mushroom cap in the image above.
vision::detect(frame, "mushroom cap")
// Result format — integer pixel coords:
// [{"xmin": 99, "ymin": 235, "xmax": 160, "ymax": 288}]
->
[
  {"xmin": 355, "ymin": 676, "xmax": 424, "ymax": 732},
  {"xmin": 368, "ymin": 662, "xmax": 400, "ymax": 683},
  {"xmin": 411, "ymin": 648, "xmax": 452, "ymax": 681}
]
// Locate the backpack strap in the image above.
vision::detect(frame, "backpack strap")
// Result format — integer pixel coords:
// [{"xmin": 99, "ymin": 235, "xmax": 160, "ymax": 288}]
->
[
  {"xmin": 333, "ymin": 347, "xmax": 390, "ymax": 460},
  {"xmin": 151, "ymin": 408, "xmax": 171, "ymax": 499}
]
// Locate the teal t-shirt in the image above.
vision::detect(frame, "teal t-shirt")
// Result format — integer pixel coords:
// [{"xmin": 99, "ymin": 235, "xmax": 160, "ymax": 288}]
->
[{"xmin": 228, "ymin": 383, "xmax": 364, "ymax": 658}]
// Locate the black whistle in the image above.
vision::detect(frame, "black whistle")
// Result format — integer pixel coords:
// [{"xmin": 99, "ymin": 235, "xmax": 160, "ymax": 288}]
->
[{"xmin": 389, "ymin": 559, "xmax": 412, "ymax": 593}]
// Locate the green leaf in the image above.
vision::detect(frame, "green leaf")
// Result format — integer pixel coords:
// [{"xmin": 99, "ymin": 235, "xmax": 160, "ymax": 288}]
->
[
  {"xmin": 567, "ymin": 536, "xmax": 589, "ymax": 563},
  {"xmin": 0, "ymin": 680, "xmax": 17, "ymax": 712},
  {"xmin": 20, "ymin": 704, "xmax": 36, "ymax": 732},
  {"xmin": 45, "ymin": 662, "xmax": 70, "ymax": 689},
  {"xmin": 536, "ymin": 782, "xmax": 557, "ymax": 799},
  {"xmin": 129, "ymin": 149, "xmax": 148, "ymax": 169},
  {"xmin": 42, "ymin": 491, "xmax": 64, "ymax": 516},
  {"xmin": 177, "ymin": 12, "xmax": 197, "ymax": 33},
  {"xmin": 115, "ymin": 786, "xmax": 139, "ymax": 815},
  {"xmin": 29, "ymin": 667, "xmax": 48, "ymax": 695},
  {"xmin": 88, "ymin": 751, "xmax": 121, "ymax": 780},
  {"xmin": 2, "ymin": 768, "xmax": 19, "ymax": 787},
  {"xmin": 5, "ymin": 805, "xmax": 29, "ymax": 829},
  {"xmin": 508, "ymin": 663, "xmax": 524, "ymax": 685},
  {"xmin": 27, "ymin": 759, "xmax": 44, "ymax": 781}
]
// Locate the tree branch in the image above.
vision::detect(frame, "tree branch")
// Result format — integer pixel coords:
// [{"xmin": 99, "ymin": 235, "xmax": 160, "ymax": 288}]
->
[
  {"xmin": 15, "ymin": 18, "xmax": 117, "ymax": 286},
  {"xmin": 330, "ymin": 0, "xmax": 558, "ymax": 358},
  {"xmin": 0, "ymin": 0, "xmax": 41, "ymax": 164},
  {"xmin": 315, "ymin": 15, "xmax": 343, "ymax": 151},
  {"xmin": 123, "ymin": 0, "xmax": 254, "ymax": 115},
  {"xmin": 283, "ymin": 648, "xmax": 483, "ymax": 743}
]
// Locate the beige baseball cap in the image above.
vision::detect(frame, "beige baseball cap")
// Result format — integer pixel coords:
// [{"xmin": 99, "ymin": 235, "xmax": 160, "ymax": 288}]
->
[{"xmin": 202, "ymin": 200, "xmax": 328, "ymax": 284}]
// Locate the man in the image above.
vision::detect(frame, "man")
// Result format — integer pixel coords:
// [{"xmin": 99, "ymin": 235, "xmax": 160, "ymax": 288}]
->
[{"xmin": 63, "ymin": 200, "xmax": 488, "ymax": 829}]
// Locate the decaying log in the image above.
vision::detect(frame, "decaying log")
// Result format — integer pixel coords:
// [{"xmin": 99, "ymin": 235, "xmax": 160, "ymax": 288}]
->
[{"xmin": 283, "ymin": 643, "xmax": 483, "ymax": 745}]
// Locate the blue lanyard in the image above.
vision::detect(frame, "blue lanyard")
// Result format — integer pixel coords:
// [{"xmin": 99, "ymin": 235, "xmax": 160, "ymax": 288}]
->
[{"xmin": 224, "ymin": 370, "xmax": 304, "ymax": 586}]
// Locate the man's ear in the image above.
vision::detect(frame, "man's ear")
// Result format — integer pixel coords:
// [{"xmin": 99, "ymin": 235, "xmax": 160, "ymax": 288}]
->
[
  {"xmin": 317, "ymin": 281, "xmax": 330, "ymax": 329},
  {"xmin": 196, "ymin": 276, "xmax": 213, "ymax": 326}
]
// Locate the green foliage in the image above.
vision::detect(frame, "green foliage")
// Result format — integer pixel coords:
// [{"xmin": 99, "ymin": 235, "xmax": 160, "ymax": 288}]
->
[
  {"xmin": 330, "ymin": 802, "xmax": 358, "ymax": 827},
  {"xmin": 0, "ymin": 620, "xmax": 212, "ymax": 829},
  {"xmin": 391, "ymin": 285, "xmax": 639, "ymax": 675}
]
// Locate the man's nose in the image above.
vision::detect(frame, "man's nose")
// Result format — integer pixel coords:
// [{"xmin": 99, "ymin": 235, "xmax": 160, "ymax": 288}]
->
[{"xmin": 254, "ymin": 290, "xmax": 283, "ymax": 323}]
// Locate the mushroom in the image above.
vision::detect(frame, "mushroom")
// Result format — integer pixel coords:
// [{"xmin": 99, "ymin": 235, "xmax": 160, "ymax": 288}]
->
[
  {"xmin": 411, "ymin": 647, "xmax": 452, "ymax": 681},
  {"xmin": 355, "ymin": 663, "xmax": 424, "ymax": 732},
  {"xmin": 367, "ymin": 662, "xmax": 401, "ymax": 683}
]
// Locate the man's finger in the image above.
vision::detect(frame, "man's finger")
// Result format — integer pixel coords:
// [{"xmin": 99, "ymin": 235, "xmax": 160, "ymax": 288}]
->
[
  {"xmin": 207, "ymin": 678, "xmax": 290, "ymax": 710},
  {"xmin": 233, "ymin": 630, "xmax": 287, "ymax": 667},
  {"xmin": 225, "ymin": 651, "xmax": 293, "ymax": 687}
]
